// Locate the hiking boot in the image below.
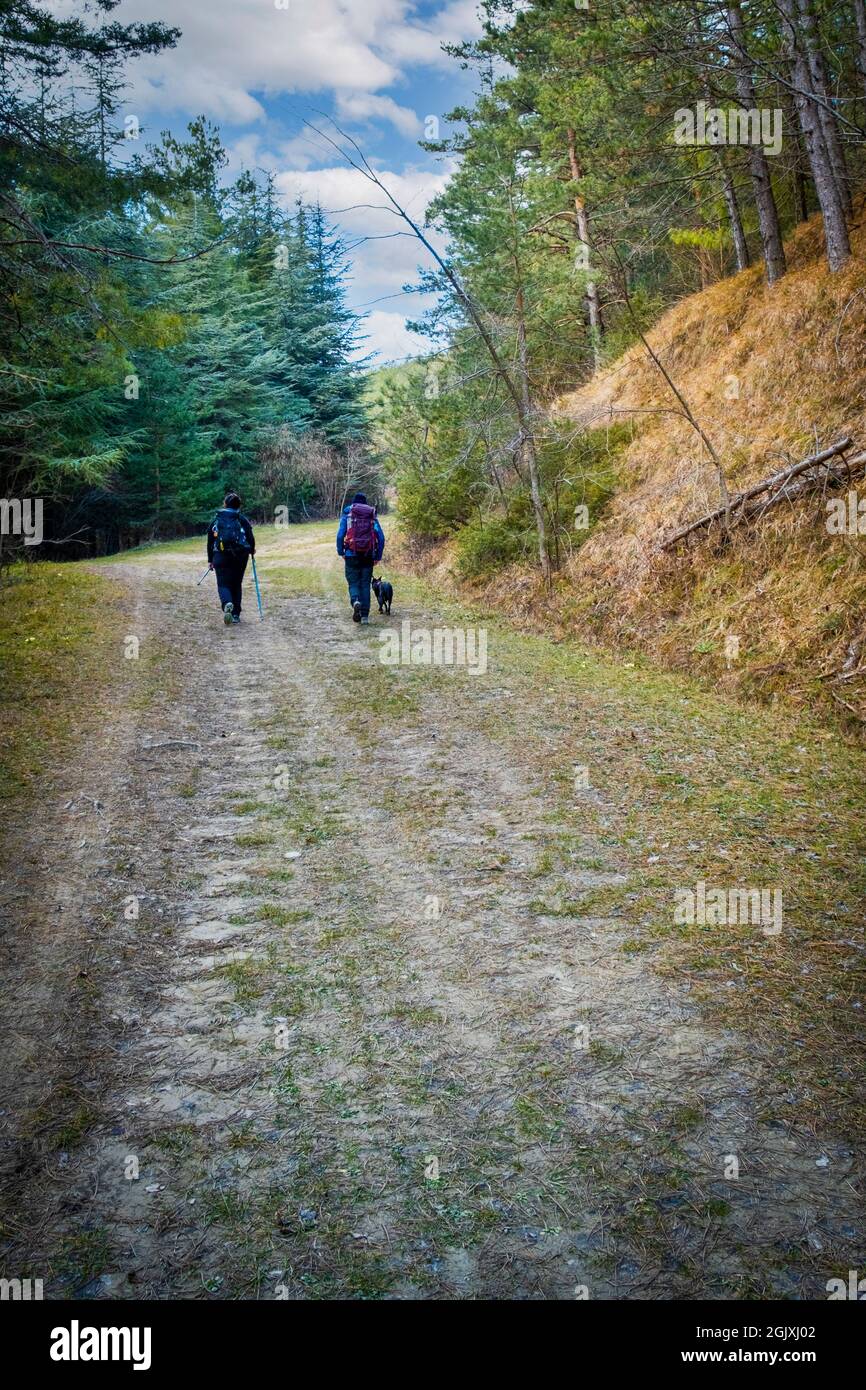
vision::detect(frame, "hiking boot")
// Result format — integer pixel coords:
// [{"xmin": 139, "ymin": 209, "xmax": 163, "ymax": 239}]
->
[
  {"xmin": 231, "ymin": 614, "xmax": 241, "ymax": 624},
  {"xmin": 360, "ymin": 616, "xmax": 370, "ymax": 625},
  {"xmin": 223, "ymin": 602, "xmax": 234, "ymax": 625},
  {"xmin": 352, "ymin": 601, "xmax": 362, "ymax": 623}
]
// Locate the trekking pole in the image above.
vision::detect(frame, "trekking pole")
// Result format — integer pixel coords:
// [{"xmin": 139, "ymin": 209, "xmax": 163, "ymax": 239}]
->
[
  {"xmin": 251, "ymin": 556, "xmax": 264, "ymax": 621},
  {"xmin": 196, "ymin": 566, "xmax": 211, "ymax": 586}
]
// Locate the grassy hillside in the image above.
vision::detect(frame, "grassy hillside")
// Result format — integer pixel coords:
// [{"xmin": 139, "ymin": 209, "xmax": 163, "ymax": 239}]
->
[{"xmin": 403, "ymin": 204, "xmax": 866, "ymax": 730}]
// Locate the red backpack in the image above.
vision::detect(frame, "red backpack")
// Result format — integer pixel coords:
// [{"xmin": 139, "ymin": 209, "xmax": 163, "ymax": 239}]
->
[{"xmin": 345, "ymin": 502, "xmax": 377, "ymax": 557}]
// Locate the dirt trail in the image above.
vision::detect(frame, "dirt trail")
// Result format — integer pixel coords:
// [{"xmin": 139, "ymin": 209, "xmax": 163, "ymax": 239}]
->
[{"xmin": 0, "ymin": 526, "xmax": 861, "ymax": 1300}]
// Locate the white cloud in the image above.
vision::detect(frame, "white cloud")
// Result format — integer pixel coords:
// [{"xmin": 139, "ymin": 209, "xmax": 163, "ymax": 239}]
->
[
  {"xmin": 275, "ymin": 161, "xmax": 449, "ymax": 226},
  {"xmin": 66, "ymin": 0, "xmax": 481, "ymax": 362},
  {"xmin": 133, "ymin": 70, "xmax": 267, "ymax": 126},
  {"xmin": 274, "ymin": 161, "xmax": 449, "ymax": 288},
  {"xmin": 380, "ymin": 0, "xmax": 482, "ymax": 70},
  {"xmin": 334, "ymin": 92, "xmax": 421, "ymax": 139},
  {"xmin": 362, "ymin": 309, "xmax": 431, "ymax": 363},
  {"xmin": 224, "ymin": 130, "xmax": 323, "ymax": 175},
  {"xmin": 91, "ymin": 0, "xmax": 481, "ymax": 121},
  {"xmin": 274, "ymin": 162, "xmax": 452, "ymax": 362}
]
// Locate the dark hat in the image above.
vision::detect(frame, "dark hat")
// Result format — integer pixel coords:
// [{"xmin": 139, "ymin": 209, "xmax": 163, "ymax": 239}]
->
[{"xmin": 352, "ymin": 492, "xmax": 367, "ymax": 504}]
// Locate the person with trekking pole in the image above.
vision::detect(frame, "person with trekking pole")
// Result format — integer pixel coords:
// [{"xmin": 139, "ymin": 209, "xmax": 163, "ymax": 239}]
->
[
  {"xmin": 207, "ymin": 492, "xmax": 256, "ymax": 625},
  {"xmin": 336, "ymin": 492, "xmax": 384, "ymax": 625}
]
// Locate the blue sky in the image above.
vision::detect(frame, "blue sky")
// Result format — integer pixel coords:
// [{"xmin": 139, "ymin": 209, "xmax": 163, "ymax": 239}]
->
[{"xmin": 75, "ymin": 0, "xmax": 485, "ymax": 363}]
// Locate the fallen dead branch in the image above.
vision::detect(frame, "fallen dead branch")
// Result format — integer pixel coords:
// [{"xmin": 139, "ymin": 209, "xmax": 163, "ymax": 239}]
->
[{"xmin": 661, "ymin": 437, "xmax": 865, "ymax": 550}]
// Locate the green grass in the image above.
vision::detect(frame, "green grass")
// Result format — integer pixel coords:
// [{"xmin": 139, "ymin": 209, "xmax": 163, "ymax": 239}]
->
[
  {"xmin": 3, "ymin": 523, "xmax": 863, "ymax": 1299},
  {"xmin": 0, "ymin": 563, "xmax": 126, "ymax": 800},
  {"xmin": 55, "ymin": 1228, "xmax": 112, "ymax": 1292},
  {"xmin": 99, "ymin": 533, "xmax": 203, "ymax": 561},
  {"xmin": 372, "ymin": 543, "xmax": 866, "ymax": 1140},
  {"xmin": 257, "ymin": 904, "xmax": 311, "ymax": 927},
  {"xmin": 215, "ymin": 958, "xmax": 269, "ymax": 1004}
]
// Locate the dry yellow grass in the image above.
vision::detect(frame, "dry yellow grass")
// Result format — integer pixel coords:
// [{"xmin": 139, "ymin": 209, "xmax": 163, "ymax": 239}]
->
[
  {"xmin": 410, "ymin": 202, "xmax": 866, "ymax": 730},
  {"xmin": 558, "ymin": 204, "xmax": 866, "ymax": 477}
]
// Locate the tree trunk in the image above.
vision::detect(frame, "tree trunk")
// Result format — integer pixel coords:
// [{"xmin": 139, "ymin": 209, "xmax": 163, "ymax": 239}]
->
[
  {"xmin": 566, "ymin": 128, "xmax": 603, "ymax": 366},
  {"xmin": 796, "ymin": 0, "xmax": 851, "ymax": 214},
  {"xmin": 854, "ymin": 0, "xmax": 866, "ymax": 102},
  {"xmin": 785, "ymin": 93, "xmax": 811, "ymax": 221},
  {"xmin": 329, "ymin": 120, "xmax": 553, "ymax": 580},
  {"xmin": 794, "ymin": 159, "xmax": 810, "ymax": 222},
  {"xmin": 778, "ymin": 0, "xmax": 851, "ymax": 268},
  {"xmin": 717, "ymin": 149, "xmax": 750, "ymax": 270},
  {"xmin": 515, "ymin": 283, "xmax": 551, "ymax": 583},
  {"xmin": 725, "ymin": 3, "xmax": 787, "ymax": 283},
  {"xmin": 700, "ymin": 80, "xmax": 750, "ymax": 271}
]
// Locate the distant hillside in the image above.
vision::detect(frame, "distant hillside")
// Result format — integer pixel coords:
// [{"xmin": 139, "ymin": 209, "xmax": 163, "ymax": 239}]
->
[{"xmin": 402, "ymin": 205, "xmax": 866, "ymax": 729}]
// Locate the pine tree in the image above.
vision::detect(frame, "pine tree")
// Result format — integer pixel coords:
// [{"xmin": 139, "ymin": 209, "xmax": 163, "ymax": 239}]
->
[{"xmin": 0, "ymin": 0, "xmax": 179, "ymax": 553}]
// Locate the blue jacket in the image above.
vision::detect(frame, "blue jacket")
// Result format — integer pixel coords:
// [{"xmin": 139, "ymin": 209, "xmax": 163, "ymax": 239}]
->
[{"xmin": 337, "ymin": 503, "xmax": 385, "ymax": 562}]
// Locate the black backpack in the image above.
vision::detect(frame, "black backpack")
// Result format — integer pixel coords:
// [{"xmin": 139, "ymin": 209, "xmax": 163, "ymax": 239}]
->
[{"xmin": 211, "ymin": 510, "xmax": 250, "ymax": 560}]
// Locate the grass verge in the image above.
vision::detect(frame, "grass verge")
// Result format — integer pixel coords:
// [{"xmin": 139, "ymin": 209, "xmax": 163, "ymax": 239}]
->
[{"xmin": 0, "ymin": 562, "xmax": 127, "ymax": 803}]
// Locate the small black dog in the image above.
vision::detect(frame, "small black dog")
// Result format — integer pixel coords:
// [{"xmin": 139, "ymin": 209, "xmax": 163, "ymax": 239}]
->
[{"xmin": 371, "ymin": 575, "xmax": 393, "ymax": 615}]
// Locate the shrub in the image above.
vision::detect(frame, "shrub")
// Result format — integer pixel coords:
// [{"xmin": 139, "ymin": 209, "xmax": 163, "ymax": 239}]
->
[{"xmin": 454, "ymin": 511, "xmax": 533, "ymax": 579}]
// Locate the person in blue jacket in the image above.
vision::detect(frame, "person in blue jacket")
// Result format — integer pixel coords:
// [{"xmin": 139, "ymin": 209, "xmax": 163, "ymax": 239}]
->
[{"xmin": 336, "ymin": 493, "xmax": 385, "ymax": 624}]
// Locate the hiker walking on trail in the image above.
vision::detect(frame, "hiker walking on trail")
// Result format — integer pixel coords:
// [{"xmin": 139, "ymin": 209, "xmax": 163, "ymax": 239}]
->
[
  {"xmin": 208, "ymin": 493, "xmax": 255, "ymax": 625},
  {"xmin": 337, "ymin": 492, "xmax": 384, "ymax": 625}
]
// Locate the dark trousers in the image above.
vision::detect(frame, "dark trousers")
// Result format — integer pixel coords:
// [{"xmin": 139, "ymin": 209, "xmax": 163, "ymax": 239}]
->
[
  {"xmin": 344, "ymin": 555, "xmax": 374, "ymax": 617},
  {"xmin": 214, "ymin": 555, "xmax": 248, "ymax": 615}
]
